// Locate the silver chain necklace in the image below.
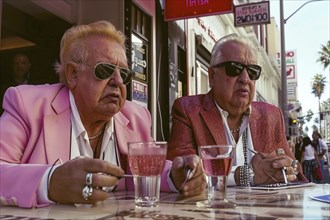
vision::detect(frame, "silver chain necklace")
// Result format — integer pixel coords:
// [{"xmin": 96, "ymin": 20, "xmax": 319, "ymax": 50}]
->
[
  {"xmin": 230, "ymin": 117, "xmax": 244, "ymax": 134},
  {"xmin": 88, "ymin": 129, "xmax": 103, "ymax": 140}
]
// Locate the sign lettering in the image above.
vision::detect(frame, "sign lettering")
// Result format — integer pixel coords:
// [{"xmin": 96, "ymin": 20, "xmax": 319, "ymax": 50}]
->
[
  {"xmin": 165, "ymin": 0, "xmax": 232, "ymax": 21},
  {"xmin": 132, "ymin": 41, "xmax": 148, "ymax": 82},
  {"xmin": 234, "ymin": 1, "xmax": 270, "ymax": 26}
]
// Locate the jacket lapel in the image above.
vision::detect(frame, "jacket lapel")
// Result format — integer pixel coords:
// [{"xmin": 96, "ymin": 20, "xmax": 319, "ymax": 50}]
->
[
  {"xmin": 249, "ymin": 105, "xmax": 264, "ymax": 152},
  {"xmin": 200, "ymin": 92, "xmax": 226, "ymax": 145},
  {"xmin": 44, "ymin": 86, "xmax": 71, "ymax": 163}
]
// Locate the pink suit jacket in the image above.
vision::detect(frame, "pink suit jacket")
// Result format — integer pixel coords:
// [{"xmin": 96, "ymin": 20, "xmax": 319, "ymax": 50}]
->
[
  {"xmin": 0, "ymin": 84, "xmax": 172, "ymax": 208},
  {"xmin": 168, "ymin": 91, "xmax": 306, "ymax": 181}
]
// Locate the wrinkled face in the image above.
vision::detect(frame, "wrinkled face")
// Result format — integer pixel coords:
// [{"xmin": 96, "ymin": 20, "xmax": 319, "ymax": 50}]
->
[
  {"xmin": 68, "ymin": 35, "xmax": 128, "ymax": 123},
  {"xmin": 13, "ymin": 55, "xmax": 31, "ymax": 79},
  {"xmin": 208, "ymin": 42, "xmax": 258, "ymax": 115}
]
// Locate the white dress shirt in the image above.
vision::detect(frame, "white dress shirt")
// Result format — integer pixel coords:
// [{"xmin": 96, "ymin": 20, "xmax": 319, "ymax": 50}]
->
[
  {"xmin": 37, "ymin": 92, "xmax": 177, "ymax": 204},
  {"xmin": 37, "ymin": 92, "xmax": 118, "ymax": 203},
  {"xmin": 215, "ymin": 102, "xmax": 255, "ymax": 186}
]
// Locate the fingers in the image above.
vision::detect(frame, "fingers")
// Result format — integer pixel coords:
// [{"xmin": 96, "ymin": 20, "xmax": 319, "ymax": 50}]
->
[
  {"xmin": 171, "ymin": 155, "xmax": 205, "ymax": 194},
  {"xmin": 180, "ymin": 171, "xmax": 207, "ymax": 196},
  {"xmin": 172, "ymin": 156, "xmax": 185, "ymax": 170},
  {"xmin": 172, "ymin": 155, "xmax": 200, "ymax": 171},
  {"xmin": 81, "ymin": 187, "xmax": 110, "ymax": 204},
  {"xmin": 183, "ymin": 154, "xmax": 200, "ymax": 170},
  {"xmin": 49, "ymin": 157, "xmax": 124, "ymax": 204},
  {"xmin": 252, "ymin": 149, "xmax": 299, "ymax": 185},
  {"xmin": 80, "ymin": 157, "xmax": 125, "ymax": 177},
  {"xmin": 271, "ymin": 155, "xmax": 292, "ymax": 169},
  {"xmin": 91, "ymin": 173, "xmax": 122, "ymax": 188},
  {"xmin": 179, "ymin": 158, "xmax": 206, "ymax": 196}
]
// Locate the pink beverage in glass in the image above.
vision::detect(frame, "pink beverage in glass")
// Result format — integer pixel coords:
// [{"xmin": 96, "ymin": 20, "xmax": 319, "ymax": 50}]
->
[
  {"xmin": 127, "ymin": 141, "xmax": 167, "ymax": 208},
  {"xmin": 197, "ymin": 145, "xmax": 236, "ymax": 208},
  {"xmin": 201, "ymin": 157, "xmax": 233, "ymax": 176},
  {"xmin": 128, "ymin": 155, "xmax": 166, "ymax": 176}
]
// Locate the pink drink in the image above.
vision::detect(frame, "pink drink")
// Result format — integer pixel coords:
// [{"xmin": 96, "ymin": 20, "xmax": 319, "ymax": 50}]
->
[
  {"xmin": 128, "ymin": 155, "xmax": 166, "ymax": 176},
  {"xmin": 128, "ymin": 142, "xmax": 167, "ymax": 207},
  {"xmin": 201, "ymin": 157, "xmax": 233, "ymax": 176}
]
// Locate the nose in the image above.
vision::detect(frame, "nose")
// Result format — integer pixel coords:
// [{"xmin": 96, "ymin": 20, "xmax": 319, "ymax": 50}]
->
[
  {"xmin": 238, "ymin": 68, "xmax": 250, "ymax": 83},
  {"xmin": 108, "ymin": 68, "xmax": 124, "ymax": 86}
]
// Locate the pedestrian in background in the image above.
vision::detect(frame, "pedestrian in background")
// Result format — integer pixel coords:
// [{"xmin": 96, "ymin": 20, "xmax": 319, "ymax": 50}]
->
[
  {"xmin": 1, "ymin": 53, "xmax": 33, "ymax": 113},
  {"xmin": 10, "ymin": 53, "xmax": 32, "ymax": 86},
  {"xmin": 295, "ymin": 135, "xmax": 304, "ymax": 162},
  {"xmin": 301, "ymin": 136, "xmax": 320, "ymax": 183},
  {"xmin": 312, "ymin": 130, "xmax": 328, "ymax": 183}
]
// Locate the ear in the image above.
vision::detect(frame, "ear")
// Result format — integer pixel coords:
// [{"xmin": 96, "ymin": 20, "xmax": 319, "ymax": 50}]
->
[
  {"xmin": 65, "ymin": 62, "xmax": 78, "ymax": 90},
  {"xmin": 208, "ymin": 67, "xmax": 214, "ymax": 88}
]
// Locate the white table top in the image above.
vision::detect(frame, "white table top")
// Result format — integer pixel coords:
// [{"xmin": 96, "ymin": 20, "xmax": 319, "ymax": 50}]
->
[{"xmin": 1, "ymin": 183, "xmax": 329, "ymax": 220}]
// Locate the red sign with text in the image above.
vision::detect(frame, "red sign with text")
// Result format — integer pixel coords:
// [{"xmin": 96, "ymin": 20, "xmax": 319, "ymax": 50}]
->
[{"xmin": 164, "ymin": 0, "xmax": 233, "ymax": 21}]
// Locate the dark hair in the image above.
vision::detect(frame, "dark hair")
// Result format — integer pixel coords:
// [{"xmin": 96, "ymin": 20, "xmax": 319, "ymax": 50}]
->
[
  {"xmin": 313, "ymin": 130, "xmax": 322, "ymax": 139},
  {"xmin": 302, "ymin": 137, "xmax": 312, "ymax": 146},
  {"xmin": 302, "ymin": 136, "xmax": 317, "ymax": 151}
]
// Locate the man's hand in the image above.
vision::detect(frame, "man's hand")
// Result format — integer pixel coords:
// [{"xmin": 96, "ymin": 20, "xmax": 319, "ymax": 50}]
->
[
  {"xmin": 49, "ymin": 156, "xmax": 124, "ymax": 204},
  {"xmin": 250, "ymin": 149, "xmax": 298, "ymax": 185},
  {"xmin": 170, "ymin": 155, "xmax": 206, "ymax": 196}
]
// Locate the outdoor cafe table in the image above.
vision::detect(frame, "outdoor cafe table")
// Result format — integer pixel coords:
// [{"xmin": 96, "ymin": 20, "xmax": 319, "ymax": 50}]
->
[{"xmin": 1, "ymin": 183, "xmax": 329, "ymax": 220}]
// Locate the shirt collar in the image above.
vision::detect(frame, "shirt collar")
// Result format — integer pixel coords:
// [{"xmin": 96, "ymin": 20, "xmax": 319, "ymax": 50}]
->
[
  {"xmin": 214, "ymin": 100, "xmax": 252, "ymax": 117},
  {"xmin": 69, "ymin": 91, "xmax": 86, "ymax": 139},
  {"xmin": 69, "ymin": 91, "xmax": 113, "ymax": 141}
]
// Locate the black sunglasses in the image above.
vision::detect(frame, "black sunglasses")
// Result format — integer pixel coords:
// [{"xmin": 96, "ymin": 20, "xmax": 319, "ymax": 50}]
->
[
  {"xmin": 212, "ymin": 61, "xmax": 262, "ymax": 80},
  {"xmin": 89, "ymin": 62, "xmax": 132, "ymax": 85}
]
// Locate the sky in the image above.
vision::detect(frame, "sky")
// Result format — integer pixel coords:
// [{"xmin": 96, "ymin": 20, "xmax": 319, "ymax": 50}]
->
[{"xmin": 270, "ymin": 0, "xmax": 330, "ymax": 132}]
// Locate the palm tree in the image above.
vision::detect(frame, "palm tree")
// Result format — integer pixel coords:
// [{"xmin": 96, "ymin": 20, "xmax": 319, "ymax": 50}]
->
[
  {"xmin": 317, "ymin": 41, "xmax": 330, "ymax": 103},
  {"xmin": 317, "ymin": 40, "xmax": 330, "ymax": 69},
  {"xmin": 311, "ymin": 73, "xmax": 327, "ymax": 132},
  {"xmin": 306, "ymin": 109, "xmax": 314, "ymax": 122}
]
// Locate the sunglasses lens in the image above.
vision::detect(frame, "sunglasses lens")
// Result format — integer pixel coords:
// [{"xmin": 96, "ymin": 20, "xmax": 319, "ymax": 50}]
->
[
  {"xmin": 225, "ymin": 62, "xmax": 244, "ymax": 77},
  {"xmin": 95, "ymin": 64, "xmax": 115, "ymax": 80},
  {"xmin": 247, "ymin": 65, "xmax": 261, "ymax": 80},
  {"xmin": 120, "ymin": 69, "xmax": 132, "ymax": 85}
]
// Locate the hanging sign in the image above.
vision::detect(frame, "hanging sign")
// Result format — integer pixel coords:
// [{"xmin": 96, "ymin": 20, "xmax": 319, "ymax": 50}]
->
[
  {"xmin": 164, "ymin": 0, "xmax": 232, "ymax": 21},
  {"xmin": 234, "ymin": 1, "xmax": 270, "ymax": 26}
]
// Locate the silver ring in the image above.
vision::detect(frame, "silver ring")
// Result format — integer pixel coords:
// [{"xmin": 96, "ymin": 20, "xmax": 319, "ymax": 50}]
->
[
  {"xmin": 291, "ymin": 159, "xmax": 299, "ymax": 168},
  {"xmin": 291, "ymin": 159, "xmax": 299, "ymax": 175},
  {"xmin": 276, "ymin": 148, "xmax": 285, "ymax": 156},
  {"xmin": 82, "ymin": 185, "xmax": 93, "ymax": 200},
  {"xmin": 86, "ymin": 173, "xmax": 93, "ymax": 186}
]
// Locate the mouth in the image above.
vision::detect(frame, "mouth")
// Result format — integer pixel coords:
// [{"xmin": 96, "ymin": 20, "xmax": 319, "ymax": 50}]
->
[
  {"xmin": 102, "ymin": 92, "xmax": 121, "ymax": 103},
  {"xmin": 237, "ymin": 88, "xmax": 249, "ymax": 96}
]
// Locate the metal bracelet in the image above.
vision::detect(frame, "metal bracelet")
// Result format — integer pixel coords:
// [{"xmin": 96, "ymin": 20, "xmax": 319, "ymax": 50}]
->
[{"xmin": 240, "ymin": 164, "xmax": 254, "ymax": 187}]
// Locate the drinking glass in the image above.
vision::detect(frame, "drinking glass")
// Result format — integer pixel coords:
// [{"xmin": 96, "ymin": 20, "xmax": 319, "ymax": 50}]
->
[
  {"xmin": 127, "ymin": 141, "xmax": 167, "ymax": 208},
  {"xmin": 196, "ymin": 145, "xmax": 236, "ymax": 208}
]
